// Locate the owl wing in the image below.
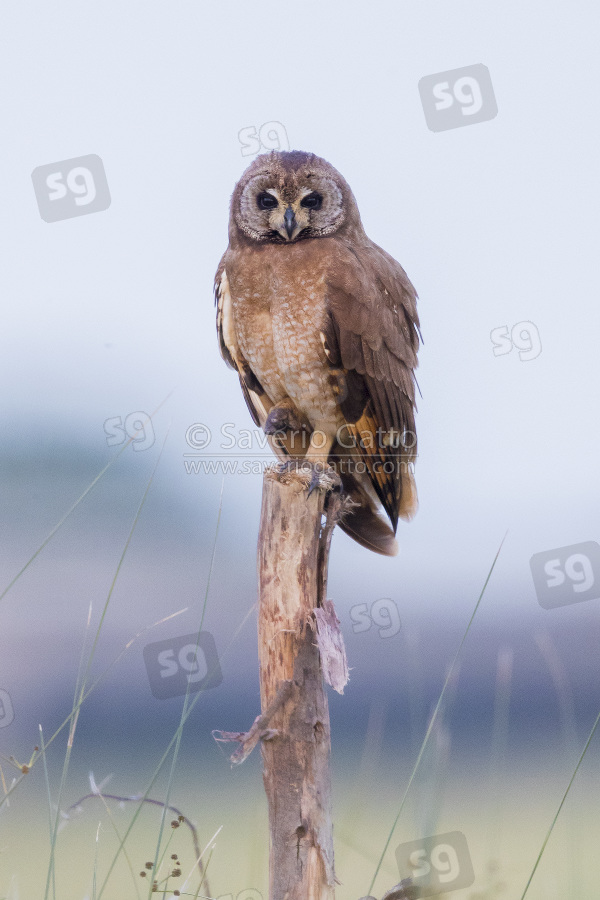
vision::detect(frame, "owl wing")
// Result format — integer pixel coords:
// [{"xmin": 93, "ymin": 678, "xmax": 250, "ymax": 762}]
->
[
  {"xmin": 215, "ymin": 256, "xmax": 300, "ymax": 461},
  {"xmin": 322, "ymin": 239, "xmax": 421, "ymax": 531},
  {"xmin": 215, "ymin": 256, "xmax": 270, "ymax": 428}
]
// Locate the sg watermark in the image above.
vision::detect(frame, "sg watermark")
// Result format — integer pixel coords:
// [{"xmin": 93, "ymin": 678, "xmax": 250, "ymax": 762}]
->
[
  {"xmin": 32, "ymin": 154, "xmax": 111, "ymax": 223},
  {"xmin": 0, "ymin": 689, "xmax": 14, "ymax": 728},
  {"xmin": 491, "ymin": 321, "xmax": 542, "ymax": 361},
  {"xmin": 143, "ymin": 632, "xmax": 223, "ymax": 700},
  {"xmin": 530, "ymin": 541, "xmax": 600, "ymax": 609},
  {"xmin": 396, "ymin": 831, "xmax": 475, "ymax": 897},
  {"xmin": 419, "ymin": 64, "xmax": 497, "ymax": 132},
  {"xmin": 104, "ymin": 412, "xmax": 155, "ymax": 451},
  {"xmin": 350, "ymin": 598, "xmax": 401, "ymax": 638},
  {"xmin": 238, "ymin": 122, "xmax": 289, "ymax": 157}
]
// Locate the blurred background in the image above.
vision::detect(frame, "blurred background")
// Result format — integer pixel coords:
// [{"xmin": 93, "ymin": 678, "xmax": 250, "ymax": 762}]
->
[{"xmin": 1, "ymin": 2, "xmax": 599, "ymax": 898}]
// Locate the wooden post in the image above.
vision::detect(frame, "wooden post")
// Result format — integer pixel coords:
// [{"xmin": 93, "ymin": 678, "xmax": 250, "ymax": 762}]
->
[
  {"xmin": 213, "ymin": 462, "xmax": 420, "ymax": 900},
  {"xmin": 257, "ymin": 463, "xmax": 347, "ymax": 900}
]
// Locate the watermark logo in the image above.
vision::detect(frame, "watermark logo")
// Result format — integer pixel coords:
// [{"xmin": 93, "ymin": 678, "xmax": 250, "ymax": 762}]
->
[
  {"xmin": 31, "ymin": 154, "xmax": 111, "ymax": 223},
  {"xmin": 530, "ymin": 542, "xmax": 600, "ymax": 609},
  {"xmin": 349, "ymin": 598, "xmax": 401, "ymax": 638},
  {"xmin": 185, "ymin": 423, "xmax": 213, "ymax": 451},
  {"xmin": 104, "ymin": 412, "xmax": 155, "ymax": 451},
  {"xmin": 0, "ymin": 689, "xmax": 14, "ymax": 728},
  {"xmin": 419, "ymin": 64, "xmax": 497, "ymax": 132},
  {"xmin": 396, "ymin": 831, "xmax": 474, "ymax": 896},
  {"xmin": 143, "ymin": 632, "xmax": 223, "ymax": 700},
  {"xmin": 238, "ymin": 122, "xmax": 289, "ymax": 157},
  {"xmin": 491, "ymin": 321, "xmax": 542, "ymax": 361},
  {"xmin": 183, "ymin": 422, "xmax": 417, "ymax": 475}
]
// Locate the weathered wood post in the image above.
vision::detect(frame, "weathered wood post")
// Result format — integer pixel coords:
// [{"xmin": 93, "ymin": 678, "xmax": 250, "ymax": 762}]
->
[
  {"xmin": 214, "ymin": 461, "xmax": 420, "ymax": 900},
  {"xmin": 257, "ymin": 462, "xmax": 348, "ymax": 900}
]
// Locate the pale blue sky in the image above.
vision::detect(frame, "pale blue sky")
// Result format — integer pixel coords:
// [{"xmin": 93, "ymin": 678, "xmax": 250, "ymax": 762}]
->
[
  {"xmin": 1, "ymin": 10, "xmax": 600, "ymax": 892},
  {"xmin": 1, "ymin": 0, "xmax": 599, "ymax": 648}
]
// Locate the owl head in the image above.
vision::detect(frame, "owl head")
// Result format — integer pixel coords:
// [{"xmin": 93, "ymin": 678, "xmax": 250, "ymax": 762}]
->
[{"xmin": 230, "ymin": 151, "xmax": 363, "ymax": 244}]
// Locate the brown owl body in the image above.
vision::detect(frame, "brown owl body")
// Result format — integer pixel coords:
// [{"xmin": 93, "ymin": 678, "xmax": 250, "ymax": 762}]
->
[
  {"xmin": 227, "ymin": 240, "xmax": 346, "ymax": 436},
  {"xmin": 215, "ymin": 151, "xmax": 420, "ymax": 556}
]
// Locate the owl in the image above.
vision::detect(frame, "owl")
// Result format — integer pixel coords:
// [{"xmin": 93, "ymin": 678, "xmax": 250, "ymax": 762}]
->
[{"xmin": 215, "ymin": 151, "xmax": 420, "ymax": 556}]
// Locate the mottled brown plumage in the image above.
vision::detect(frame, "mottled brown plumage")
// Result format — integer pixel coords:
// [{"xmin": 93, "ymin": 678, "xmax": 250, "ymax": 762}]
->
[{"xmin": 215, "ymin": 151, "xmax": 420, "ymax": 555}]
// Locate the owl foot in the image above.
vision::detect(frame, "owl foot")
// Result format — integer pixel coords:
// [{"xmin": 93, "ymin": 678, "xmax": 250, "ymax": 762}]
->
[
  {"xmin": 307, "ymin": 464, "xmax": 325, "ymax": 497},
  {"xmin": 264, "ymin": 403, "xmax": 309, "ymax": 438},
  {"xmin": 306, "ymin": 462, "xmax": 340, "ymax": 497}
]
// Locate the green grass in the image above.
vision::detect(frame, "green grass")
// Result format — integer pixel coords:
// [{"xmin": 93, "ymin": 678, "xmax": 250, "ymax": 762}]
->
[{"xmin": 1, "ymin": 443, "xmax": 599, "ymax": 900}]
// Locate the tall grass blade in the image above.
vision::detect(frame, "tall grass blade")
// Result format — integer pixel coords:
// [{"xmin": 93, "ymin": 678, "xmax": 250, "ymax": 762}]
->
[
  {"xmin": 44, "ymin": 433, "xmax": 169, "ymax": 900},
  {"xmin": 486, "ymin": 646, "xmax": 513, "ymax": 863},
  {"xmin": 519, "ymin": 638, "xmax": 595, "ymax": 900},
  {"xmin": 144, "ymin": 477, "xmax": 225, "ymax": 900},
  {"xmin": 39, "ymin": 724, "xmax": 56, "ymax": 900},
  {"xmin": 0, "ymin": 395, "xmax": 172, "ymax": 605},
  {"xmin": 0, "ymin": 608, "xmax": 187, "ymax": 813},
  {"xmin": 366, "ymin": 531, "xmax": 508, "ymax": 897}
]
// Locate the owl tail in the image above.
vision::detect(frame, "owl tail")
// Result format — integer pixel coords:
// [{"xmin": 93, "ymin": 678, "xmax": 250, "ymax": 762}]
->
[{"xmin": 337, "ymin": 472, "xmax": 399, "ymax": 557}]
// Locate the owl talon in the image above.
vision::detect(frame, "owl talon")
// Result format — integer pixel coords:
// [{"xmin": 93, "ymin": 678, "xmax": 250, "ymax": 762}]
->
[
  {"xmin": 306, "ymin": 464, "xmax": 325, "ymax": 497},
  {"xmin": 265, "ymin": 406, "xmax": 306, "ymax": 436}
]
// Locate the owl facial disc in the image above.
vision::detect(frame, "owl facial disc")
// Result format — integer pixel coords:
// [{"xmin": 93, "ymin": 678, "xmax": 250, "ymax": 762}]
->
[{"xmin": 233, "ymin": 153, "xmax": 349, "ymax": 243}]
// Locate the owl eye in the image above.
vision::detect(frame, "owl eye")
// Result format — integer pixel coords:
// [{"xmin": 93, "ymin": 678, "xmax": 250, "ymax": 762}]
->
[
  {"xmin": 257, "ymin": 192, "xmax": 278, "ymax": 210},
  {"xmin": 300, "ymin": 192, "xmax": 323, "ymax": 210}
]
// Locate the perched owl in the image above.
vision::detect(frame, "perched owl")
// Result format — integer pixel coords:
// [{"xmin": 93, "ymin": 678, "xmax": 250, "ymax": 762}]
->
[{"xmin": 215, "ymin": 151, "xmax": 420, "ymax": 556}]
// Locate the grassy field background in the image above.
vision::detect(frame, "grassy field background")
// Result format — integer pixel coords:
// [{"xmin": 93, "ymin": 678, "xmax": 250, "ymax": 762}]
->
[{"xmin": 1, "ymin": 442, "xmax": 600, "ymax": 899}]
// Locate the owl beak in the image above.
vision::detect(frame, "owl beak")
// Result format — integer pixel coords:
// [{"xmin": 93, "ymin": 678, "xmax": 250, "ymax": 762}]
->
[{"xmin": 283, "ymin": 206, "xmax": 297, "ymax": 240}]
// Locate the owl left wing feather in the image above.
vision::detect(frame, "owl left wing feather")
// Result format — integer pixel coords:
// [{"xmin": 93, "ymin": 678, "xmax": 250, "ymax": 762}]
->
[
  {"xmin": 215, "ymin": 257, "xmax": 269, "ymax": 428},
  {"xmin": 215, "ymin": 257, "xmax": 300, "ymax": 461},
  {"xmin": 322, "ymin": 239, "xmax": 421, "ymax": 530}
]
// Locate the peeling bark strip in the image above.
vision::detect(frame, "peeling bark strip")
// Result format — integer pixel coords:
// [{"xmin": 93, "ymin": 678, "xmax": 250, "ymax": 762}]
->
[
  {"xmin": 313, "ymin": 600, "xmax": 349, "ymax": 695},
  {"xmin": 257, "ymin": 463, "xmax": 346, "ymax": 900}
]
